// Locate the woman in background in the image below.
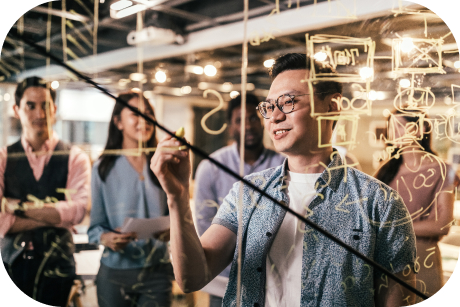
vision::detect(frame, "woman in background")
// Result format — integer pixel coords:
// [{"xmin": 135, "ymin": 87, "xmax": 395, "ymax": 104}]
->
[
  {"xmin": 374, "ymin": 109, "xmax": 458, "ymax": 300},
  {"xmin": 88, "ymin": 91, "xmax": 172, "ymax": 307}
]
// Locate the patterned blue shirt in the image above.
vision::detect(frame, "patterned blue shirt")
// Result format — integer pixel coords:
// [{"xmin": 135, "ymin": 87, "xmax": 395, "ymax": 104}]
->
[{"xmin": 213, "ymin": 152, "xmax": 416, "ymax": 307}]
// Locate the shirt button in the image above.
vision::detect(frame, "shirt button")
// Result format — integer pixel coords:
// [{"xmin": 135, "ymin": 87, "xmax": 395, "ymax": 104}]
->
[
  {"xmin": 257, "ymin": 267, "xmax": 262, "ymax": 272},
  {"xmin": 353, "ymin": 235, "xmax": 360, "ymax": 240},
  {"xmin": 254, "ymin": 303, "xmax": 260, "ymax": 307},
  {"xmin": 266, "ymin": 232, "xmax": 272, "ymax": 237}
]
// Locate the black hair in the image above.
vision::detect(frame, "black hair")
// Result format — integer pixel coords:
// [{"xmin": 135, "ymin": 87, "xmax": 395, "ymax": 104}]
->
[
  {"xmin": 269, "ymin": 53, "xmax": 342, "ymax": 100},
  {"xmin": 98, "ymin": 91, "xmax": 160, "ymax": 186},
  {"xmin": 374, "ymin": 109, "xmax": 437, "ymax": 185},
  {"xmin": 15, "ymin": 76, "xmax": 56, "ymax": 106},
  {"xmin": 226, "ymin": 93, "xmax": 260, "ymax": 122}
]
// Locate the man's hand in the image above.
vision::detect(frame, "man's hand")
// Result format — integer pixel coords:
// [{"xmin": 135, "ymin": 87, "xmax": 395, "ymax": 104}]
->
[
  {"xmin": 100, "ymin": 228, "xmax": 137, "ymax": 252},
  {"xmin": 150, "ymin": 133, "xmax": 190, "ymax": 199}
]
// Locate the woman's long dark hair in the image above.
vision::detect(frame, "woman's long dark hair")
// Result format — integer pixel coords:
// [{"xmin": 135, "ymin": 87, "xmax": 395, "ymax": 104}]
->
[
  {"xmin": 374, "ymin": 109, "xmax": 437, "ymax": 185},
  {"xmin": 98, "ymin": 91, "xmax": 160, "ymax": 186}
]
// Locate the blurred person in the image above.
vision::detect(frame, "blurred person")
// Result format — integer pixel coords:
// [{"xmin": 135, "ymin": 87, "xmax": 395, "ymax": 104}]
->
[
  {"xmin": 193, "ymin": 93, "xmax": 284, "ymax": 306},
  {"xmin": 151, "ymin": 53, "xmax": 417, "ymax": 306},
  {"xmin": 374, "ymin": 109, "xmax": 459, "ymax": 300},
  {"xmin": 0, "ymin": 76, "xmax": 91, "ymax": 306},
  {"xmin": 88, "ymin": 91, "xmax": 173, "ymax": 307}
]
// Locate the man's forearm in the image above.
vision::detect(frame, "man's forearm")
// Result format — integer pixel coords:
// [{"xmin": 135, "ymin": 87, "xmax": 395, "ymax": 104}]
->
[
  {"xmin": 8, "ymin": 216, "xmax": 48, "ymax": 234},
  {"xmin": 24, "ymin": 206, "xmax": 61, "ymax": 225},
  {"xmin": 169, "ymin": 191, "xmax": 213, "ymax": 292}
]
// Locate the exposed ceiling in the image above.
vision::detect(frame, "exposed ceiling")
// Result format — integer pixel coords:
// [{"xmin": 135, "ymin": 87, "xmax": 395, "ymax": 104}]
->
[{"xmin": 0, "ymin": 0, "xmax": 459, "ymax": 103}]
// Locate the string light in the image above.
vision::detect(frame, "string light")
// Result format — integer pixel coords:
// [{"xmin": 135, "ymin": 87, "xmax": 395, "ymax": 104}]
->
[
  {"xmin": 181, "ymin": 86, "xmax": 192, "ymax": 94},
  {"xmin": 264, "ymin": 59, "xmax": 275, "ymax": 68},
  {"xmin": 314, "ymin": 52, "xmax": 327, "ymax": 61},
  {"xmin": 399, "ymin": 79, "xmax": 411, "ymax": 88},
  {"xmin": 401, "ymin": 38, "xmax": 415, "ymax": 53},
  {"xmin": 51, "ymin": 81, "xmax": 60, "ymax": 90},
  {"xmin": 359, "ymin": 67, "xmax": 373, "ymax": 80},
  {"xmin": 230, "ymin": 91, "xmax": 240, "ymax": 99},
  {"xmin": 129, "ymin": 73, "xmax": 146, "ymax": 82},
  {"xmin": 155, "ymin": 71, "xmax": 167, "ymax": 83},
  {"xmin": 204, "ymin": 64, "xmax": 217, "ymax": 77}
]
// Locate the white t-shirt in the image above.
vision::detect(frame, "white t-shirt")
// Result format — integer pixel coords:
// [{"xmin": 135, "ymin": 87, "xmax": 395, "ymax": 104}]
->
[{"xmin": 265, "ymin": 171, "xmax": 321, "ymax": 307}]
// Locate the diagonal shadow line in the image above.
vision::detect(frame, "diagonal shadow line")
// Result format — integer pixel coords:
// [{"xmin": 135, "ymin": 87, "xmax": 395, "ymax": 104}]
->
[{"xmin": 8, "ymin": 31, "xmax": 429, "ymax": 301}]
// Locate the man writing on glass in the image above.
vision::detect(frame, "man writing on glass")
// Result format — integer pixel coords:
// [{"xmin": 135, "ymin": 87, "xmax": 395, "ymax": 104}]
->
[{"xmin": 151, "ymin": 53, "xmax": 417, "ymax": 306}]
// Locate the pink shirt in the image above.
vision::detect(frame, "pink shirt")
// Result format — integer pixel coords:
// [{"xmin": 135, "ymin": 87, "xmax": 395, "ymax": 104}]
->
[{"xmin": 0, "ymin": 133, "xmax": 91, "ymax": 237}]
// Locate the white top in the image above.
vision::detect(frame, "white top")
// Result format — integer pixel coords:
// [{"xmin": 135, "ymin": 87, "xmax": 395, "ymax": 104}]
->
[{"xmin": 265, "ymin": 171, "xmax": 321, "ymax": 307}]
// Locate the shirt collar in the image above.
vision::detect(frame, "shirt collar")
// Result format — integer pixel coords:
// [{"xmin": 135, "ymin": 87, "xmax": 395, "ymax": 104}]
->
[
  {"xmin": 21, "ymin": 131, "xmax": 59, "ymax": 154},
  {"xmin": 278, "ymin": 149, "xmax": 344, "ymax": 193}
]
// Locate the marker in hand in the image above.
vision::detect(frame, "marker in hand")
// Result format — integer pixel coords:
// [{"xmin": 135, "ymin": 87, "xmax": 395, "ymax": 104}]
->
[
  {"xmin": 175, "ymin": 127, "xmax": 187, "ymax": 150},
  {"xmin": 175, "ymin": 126, "xmax": 185, "ymax": 138}
]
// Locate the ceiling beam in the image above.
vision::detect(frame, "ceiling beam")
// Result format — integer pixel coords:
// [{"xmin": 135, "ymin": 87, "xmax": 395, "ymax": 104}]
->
[
  {"xmin": 31, "ymin": 6, "xmax": 91, "ymax": 23},
  {"xmin": 18, "ymin": 0, "xmax": 411, "ymax": 80}
]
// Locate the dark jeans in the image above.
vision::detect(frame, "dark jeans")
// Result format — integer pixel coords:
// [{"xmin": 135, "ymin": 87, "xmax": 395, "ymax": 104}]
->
[
  {"xmin": 96, "ymin": 263, "xmax": 173, "ymax": 307},
  {"xmin": 4, "ymin": 255, "xmax": 75, "ymax": 307}
]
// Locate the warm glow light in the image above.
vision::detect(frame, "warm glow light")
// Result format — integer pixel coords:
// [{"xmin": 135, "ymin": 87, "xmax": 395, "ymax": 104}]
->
[
  {"xmin": 230, "ymin": 91, "xmax": 240, "ymax": 99},
  {"xmin": 198, "ymin": 82, "xmax": 208, "ymax": 90},
  {"xmin": 51, "ymin": 81, "xmax": 60, "ymax": 90},
  {"xmin": 359, "ymin": 67, "xmax": 373, "ymax": 80},
  {"xmin": 181, "ymin": 86, "xmax": 192, "ymax": 94},
  {"xmin": 222, "ymin": 82, "xmax": 233, "ymax": 92},
  {"xmin": 132, "ymin": 88, "xmax": 141, "ymax": 93},
  {"xmin": 129, "ymin": 73, "xmax": 146, "ymax": 82},
  {"xmin": 314, "ymin": 51, "xmax": 327, "ymax": 61},
  {"xmin": 377, "ymin": 91, "xmax": 386, "ymax": 100},
  {"xmin": 193, "ymin": 66, "xmax": 203, "ymax": 75},
  {"xmin": 115, "ymin": 4, "xmax": 146, "ymax": 18},
  {"xmin": 204, "ymin": 65, "xmax": 217, "ymax": 77},
  {"xmin": 118, "ymin": 78, "xmax": 130, "ymax": 86},
  {"xmin": 185, "ymin": 65, "xmax": 203, "ymax": 75},
  {"xmin": 246, "ymin": 83, "xmax": 255, "ymax": 91},
  {"xmin": 401, "ymin": 38, "xmax": 415, "ymax": 53},
  {"xmin": 264, "ymin": 59, "xmax": 275, "ymax": 68},
  {"xmin": 155, "ymin": 71, "xmax": 167, "ymax": 83},
  {"xmin": 399, "ymin": 79, "xmax": 411, "ymax": 88},
  {"xmin": 454, "ymin": 61, "xmax": 460, "ymax": 69},
  {"xmin": 110, "ymin": 0, "xmax": 133, "ymax": 11},
  {"xmin": 4, "ymin": 93, "xmax": 10, "ymax": 102},
  {"xmin": 368, "ymin": 90, "xmax": 377, "ymax": 101}
]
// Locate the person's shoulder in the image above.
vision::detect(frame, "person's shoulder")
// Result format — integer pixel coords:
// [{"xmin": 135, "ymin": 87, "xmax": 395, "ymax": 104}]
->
[
  {"xmin": 197, "ymin": 145, "xmax": 234, "ymax": 170},
  {"xmin": 68, "ymin": 144, "xmax": 90, "ymax": 164},
  {"xmin": 245, "ymin": 163, "xmax": 283, "ymax": 182},
  {"xmin": 346, "ymin": 167, "xmax": 394, "ymax": 194},
  {"xmin": 210, "ymin": 144, "xmax": 234, "ymax": 159}
]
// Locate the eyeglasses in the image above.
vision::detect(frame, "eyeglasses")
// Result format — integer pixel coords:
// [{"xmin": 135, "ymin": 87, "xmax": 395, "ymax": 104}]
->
[{"xmin": 256, "ymin": 93, "xmax": 310, "ymax": 119}]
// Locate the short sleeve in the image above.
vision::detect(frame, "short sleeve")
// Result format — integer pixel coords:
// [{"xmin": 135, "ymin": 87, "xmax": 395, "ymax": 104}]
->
[
  {"xmin": 212, "ymin": 181, "xmax": 241, "ymax": 235},
  {"xmin": 374, "ymin": 194, "xmax": 417, "ymax": 274},
  {"xmin": 194, "ymin": 160, "xmax": 218, "ymax": 236}
]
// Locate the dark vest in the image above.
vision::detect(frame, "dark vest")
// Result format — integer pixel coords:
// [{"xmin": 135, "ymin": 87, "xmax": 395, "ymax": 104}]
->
[
  {"xmin": 1, "ymin": 140, "xmax": 75, "ymax": 267},
  {"xmin": 4, "ymin": 140, "xmax": 70, "ymax": 201}
]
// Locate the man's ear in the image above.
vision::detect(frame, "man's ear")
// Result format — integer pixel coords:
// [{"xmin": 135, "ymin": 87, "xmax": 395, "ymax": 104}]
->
[
  {"xmin": 328, "ymin": 93, "xmax": 342, "ymax": 113},
  {"xmin": 13, "ymin": 104, "xmax": 20, "ymax": 119},
  {"xmin": 51, "ymin": 102, "xmax": 57, "ymax": 115}
]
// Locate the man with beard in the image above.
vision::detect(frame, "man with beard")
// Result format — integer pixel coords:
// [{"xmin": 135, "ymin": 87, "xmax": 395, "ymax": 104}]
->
[{"xmin": 193, "ymin": 93, "xmax": 284, "ymax": 306}]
